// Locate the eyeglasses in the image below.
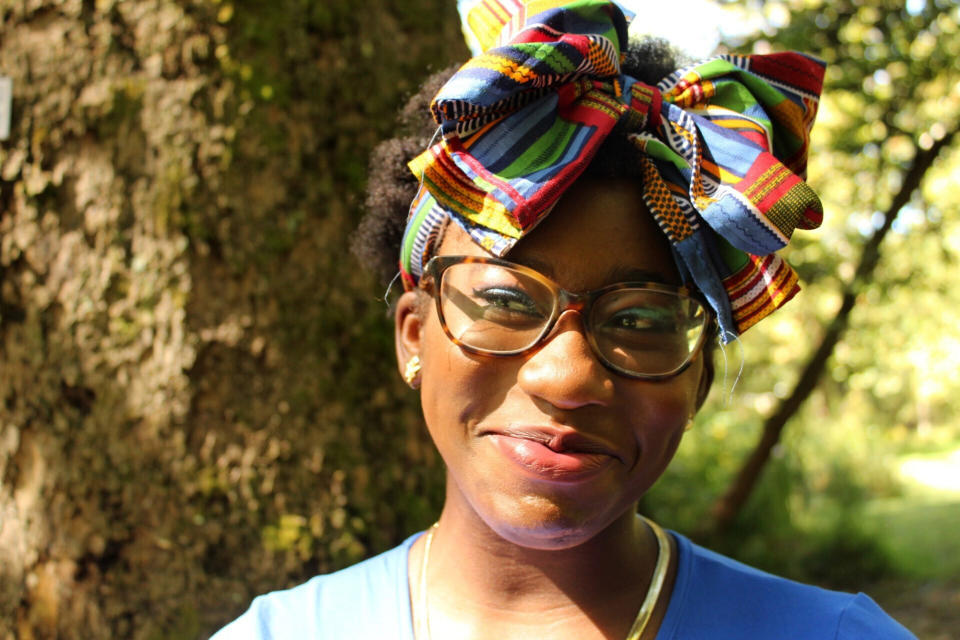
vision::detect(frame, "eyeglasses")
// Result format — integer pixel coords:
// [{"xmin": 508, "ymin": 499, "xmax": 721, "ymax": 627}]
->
[{"xmin": 419, "ymin": 256, "xmax": 712, "ymax": 380}]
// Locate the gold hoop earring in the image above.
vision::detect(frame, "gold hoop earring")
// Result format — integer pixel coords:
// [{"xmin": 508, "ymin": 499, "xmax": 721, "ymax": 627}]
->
[{"xmin": 403, "ymin": 355, "xmax": 422, "ymax": 388}]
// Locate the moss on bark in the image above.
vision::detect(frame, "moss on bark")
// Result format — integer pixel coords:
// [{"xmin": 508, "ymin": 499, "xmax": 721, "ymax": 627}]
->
[{"xmin": 0, "ymin": 1, "xmax": 465, "ymax": 636}]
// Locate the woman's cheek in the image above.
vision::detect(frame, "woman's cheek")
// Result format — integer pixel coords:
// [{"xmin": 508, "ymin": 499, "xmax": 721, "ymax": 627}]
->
[
  {"xmin": 625, "ymin": 374, "xmax": 697, "ymax": 457},
  {"xmin": 419, "ymin": 322, "xmax": 510, "ymax": 437}
]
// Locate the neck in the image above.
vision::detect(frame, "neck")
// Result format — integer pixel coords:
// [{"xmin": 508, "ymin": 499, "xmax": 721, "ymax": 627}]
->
[{"xmin": 411, "ymin": 479, "xmax": 665, "ymax": 639}]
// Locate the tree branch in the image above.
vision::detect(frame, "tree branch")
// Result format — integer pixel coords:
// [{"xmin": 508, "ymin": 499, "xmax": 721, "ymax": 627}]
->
[{"xmin": 705, "ymin": 123, "xmax": 960, "ymax": 538}]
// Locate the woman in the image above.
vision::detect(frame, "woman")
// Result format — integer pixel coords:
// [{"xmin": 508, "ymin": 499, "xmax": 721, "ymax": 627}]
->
[{"xmin": 214, "ymin": 1, "xmax": 915, "ymax": 638}]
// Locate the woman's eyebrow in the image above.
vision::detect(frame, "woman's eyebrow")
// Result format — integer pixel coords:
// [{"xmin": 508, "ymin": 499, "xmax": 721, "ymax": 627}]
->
[
  {"xmin": 510, "ymin": 257, "xmax": 674, "ymax": 284},
  {"xmin": 604, "ymin": 266, "xmax": 673, "ymax": 283},
  {"xmin": 514, "ymin": 256, "xmax": 554, "ymax": 276}
]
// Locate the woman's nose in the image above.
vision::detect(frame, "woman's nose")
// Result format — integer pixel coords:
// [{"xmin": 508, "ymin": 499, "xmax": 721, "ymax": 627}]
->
[{"xmin": 517, "ymin": 310, "xmax": 615, "ymax": 410}]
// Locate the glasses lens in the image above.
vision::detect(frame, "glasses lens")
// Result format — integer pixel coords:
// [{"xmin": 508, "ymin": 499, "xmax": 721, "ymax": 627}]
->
[
  {"xmin": 439, "ymin": 262, "xmax": 554, "ymax": 353},
  {"xmin": 590, "ymin": 288, "xmax": 705, "ymax": 376}
]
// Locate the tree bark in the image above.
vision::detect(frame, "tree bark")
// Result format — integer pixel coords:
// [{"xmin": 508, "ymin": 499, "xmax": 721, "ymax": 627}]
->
[
  {"xmin": 0, "ymin": 1, "xmax": 464, "ymax": 637},
  {"xmin": 707, "ymin": 124, "xmax": 960, "ymax": 537}
]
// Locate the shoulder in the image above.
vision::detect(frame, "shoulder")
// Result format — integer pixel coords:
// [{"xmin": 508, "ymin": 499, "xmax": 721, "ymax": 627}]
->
[
  {"xmin": 209, "ymin": 533, "xmax": 419, "ymax": 640},
  {"xmin": 658, "ymin": 533, "xmax": 916, "ymax": 640}
]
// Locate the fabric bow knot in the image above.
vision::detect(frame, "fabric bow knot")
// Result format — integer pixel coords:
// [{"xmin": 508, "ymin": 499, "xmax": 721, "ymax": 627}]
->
[{"xmin": 401, "ymin": 0, "xmax": 826, "ymax": 339}]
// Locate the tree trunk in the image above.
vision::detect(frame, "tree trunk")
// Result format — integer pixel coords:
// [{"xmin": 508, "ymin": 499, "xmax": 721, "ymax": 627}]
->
[{"xmin": 0, "ymin": 1, "xmax": 464, "ymax": 637}]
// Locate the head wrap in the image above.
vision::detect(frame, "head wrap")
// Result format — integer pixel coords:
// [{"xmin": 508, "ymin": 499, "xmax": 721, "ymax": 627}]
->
[{"xmin": 400, "ymin": 0, "xmax": 825, "ymax": 340}]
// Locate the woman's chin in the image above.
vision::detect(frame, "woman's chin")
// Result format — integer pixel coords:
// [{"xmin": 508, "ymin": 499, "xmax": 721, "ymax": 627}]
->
[
  {"xmin": 492, "ymin": 524, "xmax": 598, "ymax": 551},
  {"xmin": 475, "ymin": 493, "xmax": 631, "ymax": 551}
]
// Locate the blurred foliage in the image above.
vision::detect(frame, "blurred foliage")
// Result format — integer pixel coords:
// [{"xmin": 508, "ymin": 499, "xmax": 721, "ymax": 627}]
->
[
  {"xmin": 645, "ymin": 0, "xmax": 960, "ymax": 587},
  {"xmin": 1, "ymin": 0, "xmax": 958, "ymax": 638}
]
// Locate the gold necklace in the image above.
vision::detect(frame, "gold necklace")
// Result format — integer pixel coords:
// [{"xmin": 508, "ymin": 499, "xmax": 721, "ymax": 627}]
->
[
  {"xmin": 415, "ymin": 517, "xmax": 671, "ymax": 640},
  {"xmin": 415, "ymin": 521, "xmax": 440, "ymax": 640}
]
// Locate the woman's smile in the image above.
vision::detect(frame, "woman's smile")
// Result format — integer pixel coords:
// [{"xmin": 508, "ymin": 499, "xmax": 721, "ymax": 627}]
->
[
  {"xmin": 208, "ymin": 8, "xmax": 916, "ymax": 637},
  {"xmin": 397, "ymin": 177, "xmax": 707, "ymax": 547},
  {"xmin": 483, "ymin": 425, "xmax": 625, "ymax": 482}
]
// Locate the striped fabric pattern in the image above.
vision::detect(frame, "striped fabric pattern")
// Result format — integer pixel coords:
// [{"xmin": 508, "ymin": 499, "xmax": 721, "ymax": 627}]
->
[{"xmin": 401, "ymin": 0, "xmax": 826, "ymax": 339}]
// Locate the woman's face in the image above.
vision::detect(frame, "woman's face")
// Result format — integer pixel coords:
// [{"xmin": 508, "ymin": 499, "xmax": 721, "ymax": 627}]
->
[{"xmin": 396, "ymin": 177, "xmax": 708, "ymax": 550}]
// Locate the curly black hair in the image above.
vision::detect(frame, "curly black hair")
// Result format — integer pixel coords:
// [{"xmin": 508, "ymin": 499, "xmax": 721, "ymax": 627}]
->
[{"xmin": 352, "ymin": 37, "xmax": 687, "ymax": 286}]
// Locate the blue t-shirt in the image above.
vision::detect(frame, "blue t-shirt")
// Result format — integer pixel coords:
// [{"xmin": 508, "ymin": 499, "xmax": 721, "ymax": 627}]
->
[{"xmin": 212, "ymin": 532, "xmax": 915, "ymax": 639}]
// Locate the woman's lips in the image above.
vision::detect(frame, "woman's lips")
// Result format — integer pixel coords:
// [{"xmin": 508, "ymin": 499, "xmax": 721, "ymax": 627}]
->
[{"xmin": 486, "ymin": 433, "xmax": 618, "ymax": 481}]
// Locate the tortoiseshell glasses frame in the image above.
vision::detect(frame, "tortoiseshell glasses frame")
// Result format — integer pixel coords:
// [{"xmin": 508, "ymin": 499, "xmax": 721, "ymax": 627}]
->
[{"xmin": 418, "ymin": 255, "xmax": 713, "ymax": 381}]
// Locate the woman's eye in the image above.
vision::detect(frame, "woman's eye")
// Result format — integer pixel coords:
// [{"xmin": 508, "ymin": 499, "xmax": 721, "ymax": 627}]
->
[
  {"xmin": 473, "ymin": 287, "xmax": 542, "ymax": 317},
  {"xmin": 605, "ymin": 307, "xmax": 674, "ymax": 332}
]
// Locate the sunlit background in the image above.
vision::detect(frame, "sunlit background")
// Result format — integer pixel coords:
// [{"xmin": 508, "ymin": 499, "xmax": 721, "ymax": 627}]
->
[{"xmin": 1, "ymin": 0, "xmax": 958, "ymax": 638}]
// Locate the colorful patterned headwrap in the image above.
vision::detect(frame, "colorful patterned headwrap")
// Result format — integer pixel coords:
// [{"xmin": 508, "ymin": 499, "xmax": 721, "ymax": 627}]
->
[{"xmin": 400, "ymin": 0, "xmax": 825, "ymax": 340}]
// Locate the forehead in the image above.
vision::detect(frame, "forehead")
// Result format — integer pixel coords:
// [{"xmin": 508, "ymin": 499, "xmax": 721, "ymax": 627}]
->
[{"xmin": 437, "ymin": 177, "xmax": 680, "ymax": 289}]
